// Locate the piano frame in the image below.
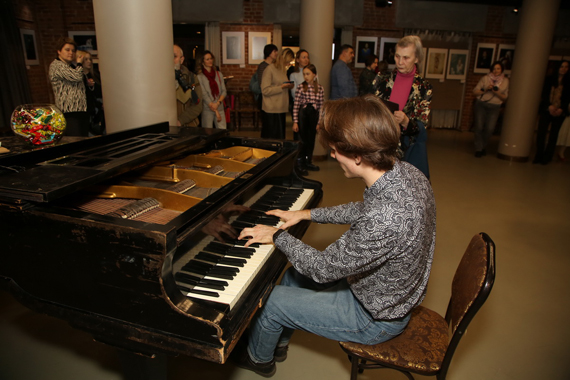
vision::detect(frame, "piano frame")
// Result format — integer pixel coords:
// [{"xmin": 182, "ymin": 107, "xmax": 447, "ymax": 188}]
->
[{"xmin": 0, "ymin": 122, "xmax": 322, "ymax": 364}]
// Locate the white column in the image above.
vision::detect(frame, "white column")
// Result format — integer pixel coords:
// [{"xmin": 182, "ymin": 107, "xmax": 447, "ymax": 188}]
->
[
  {"xmin": 300, "ymin": 0, "xmax": 335, "ymax": 100},
  {"xmin": 92, "ymin": 0, "xmax": 177, "ymax": 133},
  {"xmin": 498, "ymin": 0, "xmax": 561, "ymax": 160},
  {"xmin": 299, "ymin": 0, "xmax": 335, "ymax": 159}
]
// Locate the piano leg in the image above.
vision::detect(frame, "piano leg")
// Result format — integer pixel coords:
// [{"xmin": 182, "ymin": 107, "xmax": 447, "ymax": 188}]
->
[{"xmin": 118, "ymin": 350, "xmax": 167, "ymax": 380}]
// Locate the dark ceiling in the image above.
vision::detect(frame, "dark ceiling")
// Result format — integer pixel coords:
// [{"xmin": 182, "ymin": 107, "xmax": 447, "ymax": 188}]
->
[{"xmin": 418, "ymin": 0, "xmax": 570, "ymax": 9}]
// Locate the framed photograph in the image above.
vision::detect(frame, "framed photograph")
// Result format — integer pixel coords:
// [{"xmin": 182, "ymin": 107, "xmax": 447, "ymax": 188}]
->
[
  {"xmin": 249, "ymin": 32, "xmax": 271, "ymax": 65},
  {"xmin": 222, "ymin": 31, "xmax": 245, "ymax": 65},
  {"xmin": 474, "ymin": 43, "xmax": 495, "ymax": 73},
  {"xmin": 379, "ymin": 37, "xmax": 399, "ymax": 69},
  {"xmin": 68, "ymin": 31, "xmax": 97, "ymax": 57},
  {"xmin": 20, "ymin": 29, "xmax": 39, "ymax": 65},
  {"xmin": 355, "ymin": 36, "xmax": 378, "ymax": 68},
  {"xmin": 446, "ymin": 49, "xmax": 469, "ymax": 80},
  {"xmin": 425, "ymin": 48, "xmax": 447, "ymax": 80},
  {"xmin": 497, "ymin": 44, "xmax": 515, "ymax": 74}
]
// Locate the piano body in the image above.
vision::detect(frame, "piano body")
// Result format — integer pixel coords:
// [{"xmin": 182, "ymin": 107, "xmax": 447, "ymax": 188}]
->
[{"xmin": 0, "ymin": 122, "xmax": 322, "ymax": 365}]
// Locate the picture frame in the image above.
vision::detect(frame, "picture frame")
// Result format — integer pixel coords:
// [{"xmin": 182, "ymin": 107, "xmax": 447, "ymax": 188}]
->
[
  {"xmin": 446, "ymin": 49, "xmax": 469, "ymax": 80},
  {"xmin": 222, "ymin": 31, "xmax": 245, "ymax": 65},
  {"xmin": 379, "ymin": 37, "xmax": 399, "ymax": 69},
  {"xmin": 425, "ymin": 48, "xmax": 448, "ymax": 80},
  {"xmin": 68, "ymin": 31, "xmax": 97, "ymax": 57},
  {"xmin": 474, "ymin": 43, "xmax": 495, "ymax": 73},
  {"xmin": 249, "ymin": 32, "xmax": 271, "ymax": 65},
  {"xmin": 20, "ymin": 28, "xmax": 39, "ymax": 65},
  {"xmin": 355, "ymin": 36, "xmax": 378, "ymax": 68},
  {"xmin": 497, "ymin": 44, "xmax": 515, "ymax": 74}
]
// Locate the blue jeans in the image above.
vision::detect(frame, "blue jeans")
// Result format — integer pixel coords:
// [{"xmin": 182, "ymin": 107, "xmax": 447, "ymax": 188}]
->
[
  {"xmin": 473, "ymin": 99, "xmax": 502, "ymax": 151},
  {"xmin": 247, "ymin": 267, "xmax": 411, "ymax": 363}
]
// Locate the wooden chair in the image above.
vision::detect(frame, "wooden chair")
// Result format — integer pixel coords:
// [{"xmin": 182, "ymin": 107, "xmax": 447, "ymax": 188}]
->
[
  {"xmin": 232, "ymin": 91, "xmax": 260, "ymax": 130},
  {"xmin": 339, "ymin": 232, "xmax": 496, "ymax": 380}
]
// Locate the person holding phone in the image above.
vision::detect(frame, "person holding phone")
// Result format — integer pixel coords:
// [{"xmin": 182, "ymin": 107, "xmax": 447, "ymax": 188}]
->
[
  {"xmin": 373, "ymin": 35, "xmax": 432, "ymax": 178},
  {"xmin": 76, "ymin": 50, "xmax": 105, "ymax": 135},
  {"xmin": 49, "ymin": 37, "xmax": 89, "ymax": 136},
  {"xmin": 472, "ymin": 61, "xmax": 509, "ymax": 158},
  {"xmin": 260, "ymin": 48, "xmax": 295, "ymax": 139}
]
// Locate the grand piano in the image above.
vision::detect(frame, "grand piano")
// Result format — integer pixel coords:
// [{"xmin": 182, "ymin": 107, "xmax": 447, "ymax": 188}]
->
[{"xmin": 0, "ymin": 122, "xmax": 322, "ymax": 372}]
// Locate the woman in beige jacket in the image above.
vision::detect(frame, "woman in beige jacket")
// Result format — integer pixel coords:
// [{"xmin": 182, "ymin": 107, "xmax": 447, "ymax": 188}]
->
[{"xmin": 260, "ymin": 48, "xmax": 295, "ymax": 139}]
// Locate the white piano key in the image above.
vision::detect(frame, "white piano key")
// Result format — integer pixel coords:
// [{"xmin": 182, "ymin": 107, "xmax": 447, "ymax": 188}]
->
[{"xmin": 173, "ymin": 185, "xmax": 314, "ymax": 310}]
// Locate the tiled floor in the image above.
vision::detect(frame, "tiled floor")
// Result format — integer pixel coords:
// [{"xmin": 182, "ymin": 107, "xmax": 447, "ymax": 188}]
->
[{"xmin": 1, "ymin": 128, "xmax": 570, "ymax": 379}]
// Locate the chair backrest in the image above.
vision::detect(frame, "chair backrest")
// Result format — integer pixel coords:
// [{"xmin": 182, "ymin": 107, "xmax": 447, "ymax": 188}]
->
[
  {"xmin": 439, "ymin": 232, "xmax": 496, "ymax": 379},
  {"xmin": 237, "ymin": 91, "xmax": 256, "ymax": 108}
]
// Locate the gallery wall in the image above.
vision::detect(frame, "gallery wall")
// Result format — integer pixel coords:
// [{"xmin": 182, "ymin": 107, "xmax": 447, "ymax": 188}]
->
[{"xmin": 9, "ymin": 0, "xmax": 570, "ymax": 131}]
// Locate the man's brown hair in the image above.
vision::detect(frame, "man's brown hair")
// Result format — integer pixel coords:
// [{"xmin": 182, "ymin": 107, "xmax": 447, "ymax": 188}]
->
[{"xmin": 319, "ymin": 95, "xmax": 400, "ymax": 171}]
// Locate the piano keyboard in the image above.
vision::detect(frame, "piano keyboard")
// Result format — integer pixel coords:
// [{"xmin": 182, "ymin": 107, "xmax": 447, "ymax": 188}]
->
[{"xmin": 173, "ymin": 185, "xmax": 314, "ymax": 310}]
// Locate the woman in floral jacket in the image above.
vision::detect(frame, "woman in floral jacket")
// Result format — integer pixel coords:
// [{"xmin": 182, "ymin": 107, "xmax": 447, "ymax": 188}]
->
[{"xmin": 373, "ymin": 35, "xmax": 432, "ymax": 178}]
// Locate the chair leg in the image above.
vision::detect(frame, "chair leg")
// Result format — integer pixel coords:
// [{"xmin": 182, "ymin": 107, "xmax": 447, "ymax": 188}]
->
[
  {"xmin": 349, "ymin": 355, "xmax": 360, "ymax": 380},
  {"xmin": 359, "ymin": 360, "xmax": 366, "ymax": 374}
]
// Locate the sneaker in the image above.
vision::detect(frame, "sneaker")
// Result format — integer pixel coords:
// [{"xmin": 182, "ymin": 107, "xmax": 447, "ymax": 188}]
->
[
  {"xmin": 305, "ymin": 163, "xmax": 320, "ymax": 171},
  {"xmin": 235, "ymin": 348, "xmax": 276, "ymax": 378},
  {"xmin": 274, "ymin": 345, "xmax": 288, "ymax": 362}
]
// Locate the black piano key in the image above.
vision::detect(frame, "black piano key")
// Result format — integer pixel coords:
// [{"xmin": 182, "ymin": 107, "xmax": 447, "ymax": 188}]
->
[
  {"xmin": 232, "ymin": 220, "xmax": 255, "ymax": 229},
  {"xmin": 178, "ymin": 285, "xmax": 220, "ymax": 298},
  {"xmin": 196, "ymin": 252, "xmax": 247, "ymax": 267},
  {"xmin": 204, "ymin": 243, "xmax": 253, "ymax": 258},
  {"xmin": 182, "ymin": 260, "xmax": 239, "ymax": 279},
  {"xmin": 175, "ymin": 273, "xmax": 226, "ymax": 291},
  {"xmin": 175, "ymin": 271, "xmax": 228, "ymax": 288},
  {"xmin": 224, "ymin": 238, "xmax": 261, "ymax": 248}
]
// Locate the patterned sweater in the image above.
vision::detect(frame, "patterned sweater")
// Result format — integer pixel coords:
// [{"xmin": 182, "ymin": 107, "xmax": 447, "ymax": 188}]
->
[
  {"xmin": 49, "ymin": 59, "xmax": 87, "ymax": 113},
  {"xmin": 373, "ymin": 69, "xmax": 432, "ymax": 136},
  {"xmin": 275, "ymin": 161, "xmax": 436, "ymax": 320}
]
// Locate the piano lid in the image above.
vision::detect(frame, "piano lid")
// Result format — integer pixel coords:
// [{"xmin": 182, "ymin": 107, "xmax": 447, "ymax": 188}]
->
[{"xmin": 0, "ymin": 123, "xmax": 227, "ymax": 203}]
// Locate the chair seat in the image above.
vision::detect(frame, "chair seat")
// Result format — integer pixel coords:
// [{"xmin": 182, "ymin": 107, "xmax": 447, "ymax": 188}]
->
[{"xmin": 339, "ymin": 306, "xmax": 449, "ymax": 376}]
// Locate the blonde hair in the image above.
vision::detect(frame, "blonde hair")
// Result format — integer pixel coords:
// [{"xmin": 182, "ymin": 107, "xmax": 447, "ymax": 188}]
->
[
  {"xmin": 275, "ymin": 48, "xmax": 295, "ymax": 72},
  {"xmin": 76, "ymin": 50, "xmax": 96, "ymax": 81},
  {"xmin": 397, "ymin": 35, "xmax": 424, "ymax": 73}
]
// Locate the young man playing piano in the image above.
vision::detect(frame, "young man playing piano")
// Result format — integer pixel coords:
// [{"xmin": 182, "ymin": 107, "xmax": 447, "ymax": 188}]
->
[{"xmin": 236, "ymin": 95, "xmax": 436, "ymax": 377}]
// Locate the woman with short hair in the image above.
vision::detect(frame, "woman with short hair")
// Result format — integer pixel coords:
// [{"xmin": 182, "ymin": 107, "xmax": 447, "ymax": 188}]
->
[
  {"xmin": 373, "ymin": 35, "xmax": 433, "ymax": 178},
  {"xmin": 472, "ymin": 61, "xmax": 509, "ymax": 158},
  {"xmin": 49, "ymin": 37, "xmax": 89, "ymax": 136}
]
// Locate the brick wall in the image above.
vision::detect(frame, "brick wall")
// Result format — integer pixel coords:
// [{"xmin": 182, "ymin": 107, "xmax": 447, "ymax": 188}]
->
[
  {"xmin": 219, "ymin": 23, "xmax": 273, "ymax": 95},
  {"xmin": 459, "ymin": 6, "xmax": 516, "ymax": 130},
  {"xmin": 9, "ymin": 0, "xmax": 532, "ymax": 130},
  {"xmin": 13, "ymin": 0, "xmax": 96, "ymax": 104}
]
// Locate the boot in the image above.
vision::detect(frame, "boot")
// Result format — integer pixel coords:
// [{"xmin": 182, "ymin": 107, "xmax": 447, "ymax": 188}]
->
[
  {"xmin": 304, "ymin": 156, "xmax": 320, "ymax": 171},
  {"xmin": 296, "ymin": 158, "xmax": 308, "ymax": 176}
]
